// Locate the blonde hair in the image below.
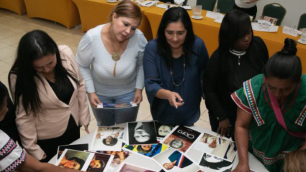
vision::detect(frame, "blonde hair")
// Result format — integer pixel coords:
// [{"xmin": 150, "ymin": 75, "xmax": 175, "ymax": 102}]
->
[
  {"xmin": 109, "ymin": 0, "xmax": 142, "ymax": 24},
  {"xmin": 284, "ymin": 150, "xmax": 306, "ymax": 172}
]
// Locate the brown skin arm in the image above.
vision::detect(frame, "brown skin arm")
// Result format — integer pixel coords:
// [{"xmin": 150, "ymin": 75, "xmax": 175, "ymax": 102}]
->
[
  {"xmin": 16, "ymin": 154, "xmax": 79, "ymax": 172},
  {"xmin": 231, "ymin": 107, "xmax": 252, "ymax": 172}
]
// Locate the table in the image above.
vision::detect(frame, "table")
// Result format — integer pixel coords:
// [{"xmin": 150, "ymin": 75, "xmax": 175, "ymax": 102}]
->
[
  {"xmin": 49, "ymin": 125, "xmax": 268, "ymax": 172},
  {"xmin": 144, "ymin": 8, "xmax": 306, "ymax": 74},
  {"xmin": 0, "ymin": 0, "xmax": 26, "ymax": 15},
  {"xmin": 72, "ymin": 0, "xmax": 152, "ymax": 41},
  {"xmin": 23, "ymin": 0, "xmax": 80, "ymax": 29}
]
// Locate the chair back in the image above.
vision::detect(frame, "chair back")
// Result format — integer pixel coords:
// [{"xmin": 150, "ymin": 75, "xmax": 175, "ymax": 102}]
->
[
  {"xmin": 298, "ymin": 13, "xmax": 306, "ymax": 30},
  {"xmin": 217, "ymin": 0, "xmax": 235, "ymax": 14},
  {"xmin": 262, "ymin": 3, "xmax": 286, "ymax": 26},
  {"xmin": 197, "ymin": 0, "xmax": 216, "ymax": 11}
]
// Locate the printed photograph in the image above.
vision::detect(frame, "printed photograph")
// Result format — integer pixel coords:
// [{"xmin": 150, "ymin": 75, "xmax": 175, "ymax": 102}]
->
[
  {"xmin": 56, "ymin": 149, "xmax": 94, "ymax": 171},
  {"xmin": 91, "ymin": 126, "xmax": 125, "ymax": 151},
  {"xmin": 162, "ymin": 126, "xmax": 201, "ymax": 153},
  {"xmin": 99, "ymin": 150, "xmax": 130, "ymax": 170},
  {"xmin": 86, "ymin": 152, "xmax": 113, "ymax": 172},
  {"xmin": 153, "ymin": 148, "xmax": 200, "ymax": 172},
  {"xmin": 57, "ymin": 144, "xmax": 89, "ymax": 160},
  {"xmin": 123, "ymin": 143, "xmax": 168, "ymax": 158},
  {"xmin": 154, "ymin": 122, "xmax": 175, "ymax": 141},
  {"xmin": 199, "ymin": 152, "xmax": 233, "ymax": 172},
  {"xmin": 128, "ymin": 121, "xmax": 158, "ymax": 145},
  {"xmin": 194, "ymin": 133, "xmax": 236, "ymax": 162},
  {"xmin": 117, "ymin": 162, "xmax": 158, "ymax": 172}
]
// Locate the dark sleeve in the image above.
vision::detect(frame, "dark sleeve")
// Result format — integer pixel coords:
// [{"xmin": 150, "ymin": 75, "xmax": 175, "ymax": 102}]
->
[
  {"xmin": 194, "ymin": 37, "xmax": 209, "ymax": 80},
  {"xmin": 143, "ymin": 40, "xmax": 164, "ymax": 104},
  {"xmin": 194, "ymin": 37, "xmax": 209, "ymax": 98},
  {"xmin": 255, "ymin": 36, "xmax": 269, "ymax": 65},
  {"xmin": 203, "ymin": 50, "xmax": 228, "ymax": 121}
]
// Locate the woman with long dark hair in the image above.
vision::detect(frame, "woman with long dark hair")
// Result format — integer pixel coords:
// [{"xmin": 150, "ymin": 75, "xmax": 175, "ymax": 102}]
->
[
  {"xmin": 232, "ymin": 38, "xmax": 306, "ymax": 172},
  {"xmin": 9, "ymin": 30, "xmax": 90, "ymax": 162},
  {"xmin": 144, "ymin": 7, "xmax": 209, "ymax": 125},
  {"xmin": 203, "ymin": 10, "xmax": 268, "ymax": 138}
]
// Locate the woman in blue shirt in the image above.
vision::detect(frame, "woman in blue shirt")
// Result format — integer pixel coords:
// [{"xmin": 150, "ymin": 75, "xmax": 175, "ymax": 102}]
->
[{"xmin": 143, "ymin": 7, "xmax": 209, "ymax": 125}]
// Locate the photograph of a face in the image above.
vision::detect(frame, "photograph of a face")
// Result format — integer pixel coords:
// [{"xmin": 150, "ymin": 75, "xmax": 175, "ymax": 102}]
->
[
  {"xmin": 99, "ymin": 150, "xmax": 130, "ymax": 170},
  {"xmin": 123, "ymin": 143, "xmax": 168, "ymax": 158},
  {"xmin": 117, "ymin": 162, "xmax": 158, "ymax": 172},
  {"xmin": 57, "ymin": 144, "xmax": 89, "ymax": 160},
  {"xmin": 194, "ymin": 133, "xmax": 236, "ymax": 162},
  {"xmin": 56, "ymin": 149, "xmax": 94, "ymax": 171},
  {"xmin": 162, "ymin": 126, "xmax": 201, "ymax": 153},
  {"xmin": 155, "ymin": 122, "xmax": 175, "ymax": 141},
  {"xmin": 91, "ymin": 126, "xmax": 125, "ymax": 151},
  {"xmin": 127, "ymin": 121, "xmax": 158, "ymax": 145},
  {"xmin": 153, "ymin": 148, "xmax": 200, "ymax": 172},
  {"xmin": 86, "ymin": 152, "xmax": 113, "ymax": 172},
  {"xmin": 199, "ymin": 152, "xmax": 233, "ymax": 172}
]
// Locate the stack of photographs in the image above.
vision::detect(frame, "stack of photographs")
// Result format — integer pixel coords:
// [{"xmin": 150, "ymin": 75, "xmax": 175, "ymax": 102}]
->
[
  {"xmin": 194, "ymin": 133, "xmax": 237, "ymax": 172},
  {"xmin": 161, "ymin": 125, "xmax": 201, "ymax": 153}
]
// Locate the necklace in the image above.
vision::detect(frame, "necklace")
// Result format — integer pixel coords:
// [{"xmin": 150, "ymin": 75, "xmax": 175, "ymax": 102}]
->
[
  {"xmin": 170, "ymin": 55, "xmax": 185, "ymax": 86},
  {"xmin": 109, "ymin": 25, "xmax": 123, "ymax": 76},
  {"xmin": 229, "ymin": 49, "xmax": 246, "ymax": 66}
]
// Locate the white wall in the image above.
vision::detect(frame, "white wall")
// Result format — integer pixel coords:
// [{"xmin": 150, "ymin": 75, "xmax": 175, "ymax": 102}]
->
[{"xmin": 187, "ymin": 0, "xmax": 306, "ymax": 27}]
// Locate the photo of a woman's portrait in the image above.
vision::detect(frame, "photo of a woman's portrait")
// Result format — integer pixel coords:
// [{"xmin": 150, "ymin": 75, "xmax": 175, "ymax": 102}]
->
[
  {"xmin": 92, "ymin": 126, "xmax": 124, "ymax": 151},
  {"xmin": 155, "ymin": 122, "xmax": 174, "ymax": 139},
  {"xmin": 87, "ymin": 153, "xmax": 112, "ymax": 172},
  {"xmin": 128, "ymin": 121, "xmax": 157, "ymax": 144}
]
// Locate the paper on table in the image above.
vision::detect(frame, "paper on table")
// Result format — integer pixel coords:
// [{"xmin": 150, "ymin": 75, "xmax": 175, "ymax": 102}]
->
[
  {"xmin": 206, "ymin": 11, "xmax": 224, "ymax": 19},
  {"xmin": 156, "ymin": 3, "xmax": 177, "ymax": 9},
  {"xmin": 138, "ymin": 1, "xmax": 156, "ymax": 7},
  {"xmin": 182, "ymin": 5, "xmax": 191, "ymax": 10},
  {"xmin": 214, "ymin": 17, "xmax": 224, "ymax": 23},
  {"xmin": 252, "ymin": 23, "xmax": 279, "ymax": 32}
]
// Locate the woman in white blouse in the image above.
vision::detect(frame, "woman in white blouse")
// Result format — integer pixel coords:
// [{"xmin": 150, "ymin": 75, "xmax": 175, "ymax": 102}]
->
[{"xmin": 76, "ymin": 0, "xmax": 147, "ymax": 126}]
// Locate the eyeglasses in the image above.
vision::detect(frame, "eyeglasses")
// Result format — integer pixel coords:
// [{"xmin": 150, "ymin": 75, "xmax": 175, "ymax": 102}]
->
[{"xmin": 169, "ymin": 56, "xmax": 185, "ymax": 87}]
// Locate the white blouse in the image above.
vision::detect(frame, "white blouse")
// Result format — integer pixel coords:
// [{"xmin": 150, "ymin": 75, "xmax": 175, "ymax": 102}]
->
[{"xmin": 76, "ymin": 24, "xmax": 147, "ymax": 97}]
